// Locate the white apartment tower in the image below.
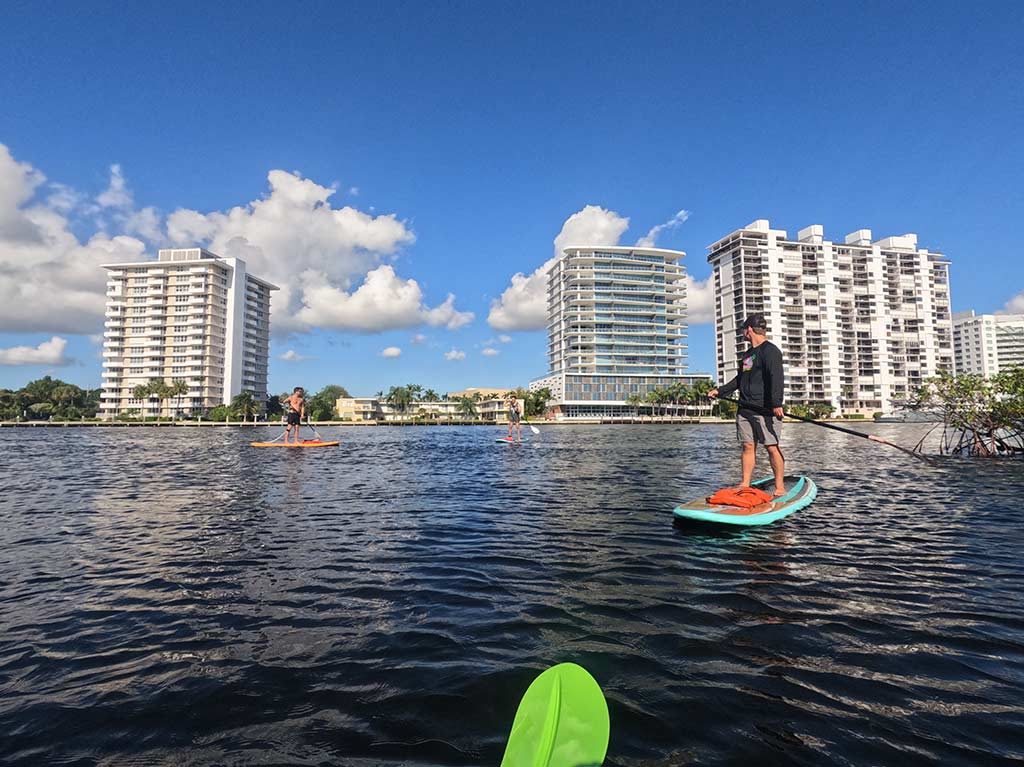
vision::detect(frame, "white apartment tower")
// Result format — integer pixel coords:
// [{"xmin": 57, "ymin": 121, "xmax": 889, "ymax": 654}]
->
[
  {"xmin": 100, "ymin": 248, "xmax": 277, "ymax": 418},
  {"xmin": 954, "ymin": 311, "xmax": 1024, "ymax": 376},
  {"xmin": 530, "ymin": 245, "xmax": 711, "ymax": 419},
  {"xmin": 708, "ymin": 220, "xmax": 953, "ymax": 416}
]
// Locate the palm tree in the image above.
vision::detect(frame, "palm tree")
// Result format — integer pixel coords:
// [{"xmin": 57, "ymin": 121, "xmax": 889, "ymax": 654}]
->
[
  {"xmin": 625, "ymin": 392, "xmax": 643, "ymax": 418},
  {"xmin": 406, "ymin": 383, "xmax": 424, "ymax": 402},
  {"xmin": 133, "ymin": 383, "xmax": 151, "ymax": 421},
  {"xmin": 231, "ymin": 391, "xmax": 258, "ymax": 421},
  {"xmin": 423, "ymin": 389, "xmax": 441, "ymax": 403},
  {"xmin": 691, "ymin": 379, "xmax": 714, "ymax": 414},
  {"xmin": 456, "ymin": 396, "xmax": 477, "ymax": 420},
  {"xmin": 144, "ymin": 378, "xmax": 169, "ymax": 419},
  {"xmin": 670, "ymin": 382, "xmax": 692, "ymax": 417},
  {"xmin": 644, "ymin": 389, "xmax": 661, "ymax": 418},
  {"xmin": 386, "ymin": 386, "xmax": 412, "ymax": 419},
  {"xmin": 171, "ymin": 380, "xmax": 190, "ymax": 418}
]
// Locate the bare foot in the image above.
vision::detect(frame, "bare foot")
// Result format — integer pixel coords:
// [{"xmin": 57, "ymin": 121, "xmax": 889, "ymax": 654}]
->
[{"xmin": 773, "ymin": 486, "xmax": 787, "ymax": 497}]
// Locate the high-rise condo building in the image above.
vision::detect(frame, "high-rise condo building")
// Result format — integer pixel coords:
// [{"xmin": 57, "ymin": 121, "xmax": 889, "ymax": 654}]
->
[
  {"xmin": 100, "ymin": 248, "xmax": 277, "ymax": 419},
  {"xmin": 708, "ymin": 220, "xmax": 953, "ymax": 416},
  {"xmin": 954, "ymin": 311, "xmax": 1024, "ymax": 377},
  {"xmin": 530, "ymin": 245, "xmax": 711, "ymax": 419}
]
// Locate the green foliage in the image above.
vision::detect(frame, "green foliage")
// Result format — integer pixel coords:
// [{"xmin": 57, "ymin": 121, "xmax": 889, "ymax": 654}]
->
[
  {"xmin": 308, "ymin": 384, "xmax": 350, "ymax": 420},
  {"xmin": 910, "ymin": 369, "xmax": 1024, "ymax": 456},
  {"xmin": 787, "ymin": 402, "xmax": 834, "ymax": 419},
  {"xmin": 29, "ymin": 402, "xmax": 54, "ymax": 417},
  {"xmin": 509, "ymin": 387, "xmax": 549, "ymax": 417},
  {"xmin": 456, "ymin": 396, "xmax": 478, "ymax": 418},
  {"xmin": 230, "ymin": 391, "xmax": 258, "ymax": 419},
  {"xmin": 716, "ymin": 399, "xmax": 738, "ymax": 419},
  {"xmin": 525, "ymin": 387, "xmax": 551, "ymax": 417},
  {"xmin": 1, "ymin": 377, "xmax": 101, "ymax": 420},
  {"xmin": 266, "ymin": 394, "xmax": 284, "ymax": 417},
  {"xmin": 385, "ymin": 385, "xmax": 413, "ymax": 415},
  {"xmin": 208, "ymin": 405, "xmax": 233, "ymax": 421}
]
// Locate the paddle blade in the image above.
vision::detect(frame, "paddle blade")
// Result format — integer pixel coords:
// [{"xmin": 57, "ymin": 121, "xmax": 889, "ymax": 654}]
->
[{"xmin": 501, "ymin": 663, "xmax": 609, "ymax": 767}]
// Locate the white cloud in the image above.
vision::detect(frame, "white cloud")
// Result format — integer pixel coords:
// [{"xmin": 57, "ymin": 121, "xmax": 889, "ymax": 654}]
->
[
  {"xmin": 167, "ymin": 169, "xmax": 472, "ymax": 334},
  {"xmin": 296, "ymin": 265, "xmax": 474, "ymax": 332},
  {"xmin": 280, "ymin": 349, "xmax": 313, "ymax": 362},
  {"xmin": 0, "ymin": 145, "xmax": 471, "ymax": 339},
  {"xmin": 482, "ymin": 347, "xmax": 499, "ymax": 357},
  {"xmin": 488, "ymin": 205, "xmax": 630, "ymax": 331},
  {"xmin": 411, "ymin": 333, "xmax": 427, "ymax": 345},
  {"xmin": 348, "ymin": 186, "xmax": 360, "ymax": 196},
  {"xmin": 685, "ymin": 274, "xmax": 716, "ymax": 324},
  {"xmin": 46, "ymin": 183, "xmax": 82, "ymax": 214},
  {"xmin": 999, "ymin": 290, "xmax": 1024, "ymax": 314},
  {"xmin": 96, "ymin": 164, "xmax": 133, "ymax": 209},
  {"xmin": 636, "ymin": 209, "xmax": 690, "ymax": 248},
  {"xmin": 552, "ymin": 205, "xmax": 631, "ymax": 257},
  {"xmin": 0, "ymin": 144, "xmax": 148, "ymax": 333},
  {"xmin": 423, "ymin": 294, "xmax": 475, "ymax": 330},
  {"xmin": 88, "ymin": 164, "xmax": 163, "ymax": 240},
  {"xmin": 0, "ymin": 336, "xmax": 69, "ymax": 366},
  {"xmin": 499, "ymin": 334, "xmax": 512, "ymax": 343},
  {"xmin": 444, "ymin": 348, "xmax": 466, "ymax": 361},
  {"xmin": 381, "ymin": 346, "xmax": 402, "ymax": 358}
]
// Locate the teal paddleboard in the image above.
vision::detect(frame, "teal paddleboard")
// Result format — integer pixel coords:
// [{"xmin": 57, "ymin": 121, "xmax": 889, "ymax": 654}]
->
[{"xmin": 673, "ymin": 475, "xmax": 816, "ymax": 526}]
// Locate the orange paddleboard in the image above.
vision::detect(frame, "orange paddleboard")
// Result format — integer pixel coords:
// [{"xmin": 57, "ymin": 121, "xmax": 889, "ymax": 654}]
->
[{"xmin": 251, "ymin": 440, "xmax": 339, "ymax": 448}]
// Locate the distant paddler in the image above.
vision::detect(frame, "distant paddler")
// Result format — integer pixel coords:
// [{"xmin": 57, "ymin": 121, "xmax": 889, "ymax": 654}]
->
[
  {"xmin": 505, "ymin": 391, "xmax": 523, "ymax": 443},
  {"xmin": 284, "ymin": 386, "xmax": 306, "ymax": 444},
  {"xmin": 709, "ymin": 313, "xmax": 787, "ymax": 497}
]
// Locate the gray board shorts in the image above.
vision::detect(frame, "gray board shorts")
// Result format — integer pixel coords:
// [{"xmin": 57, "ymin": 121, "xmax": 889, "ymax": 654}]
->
[{"xmin": 736, "ymin": 409, "xmax": 781, "ymax": 446}]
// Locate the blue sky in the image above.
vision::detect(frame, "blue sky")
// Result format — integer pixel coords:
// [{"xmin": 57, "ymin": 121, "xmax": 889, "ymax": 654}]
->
[{"xmin": 1, "ymin": 1, "xmax": 1022, "ymax": 395}]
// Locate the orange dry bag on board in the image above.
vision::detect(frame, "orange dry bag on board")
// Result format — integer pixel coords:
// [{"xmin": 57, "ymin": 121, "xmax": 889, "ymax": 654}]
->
[{"xmin": 707, "ymin": 486, "xmax": 773, "ymax": 508}]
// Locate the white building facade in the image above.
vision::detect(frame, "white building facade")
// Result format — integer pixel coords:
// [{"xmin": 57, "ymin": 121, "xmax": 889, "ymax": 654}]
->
[
  {"xmin": 954, "ymin": 311, "xmax": 1024, "ymax": 376},
  {"xmin": 100, "ymin": 248, "xmax": 277, "ymax": 418},
  {"xmin": 708, "ymin": 220, "xmax": 953, "ymax": 416},
  {"xmin": 531, "ymin": 245, "xmax": 711, "ymax": 419}
]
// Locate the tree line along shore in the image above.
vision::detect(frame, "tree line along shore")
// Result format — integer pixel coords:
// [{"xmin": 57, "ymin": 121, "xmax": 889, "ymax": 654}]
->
[
  {"xmin": 2, "ymin": 377, "xmax": 839, "ymax": 424},
  {"xmin": 4, "ymin": 373, "xmax": 1021, "ymax": 460}
]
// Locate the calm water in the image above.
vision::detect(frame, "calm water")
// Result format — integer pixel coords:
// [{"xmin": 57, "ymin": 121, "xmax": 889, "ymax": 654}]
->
[{"xmin": 1, "ymin": 424, "xmax": 1022, "ymax": 766}]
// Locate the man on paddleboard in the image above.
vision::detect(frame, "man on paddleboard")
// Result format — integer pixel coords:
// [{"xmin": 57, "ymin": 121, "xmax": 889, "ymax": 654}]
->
[
  {"xmin": 505, "ymin": 391, "xmax": 523, "ymax": 443},
  {"xmin": 285, "ymin": 387, "xmax": 306, "ymax": 444},
  {"xmin": 708, "ymin": 314, "xmax": 787, "ymax": 497}
]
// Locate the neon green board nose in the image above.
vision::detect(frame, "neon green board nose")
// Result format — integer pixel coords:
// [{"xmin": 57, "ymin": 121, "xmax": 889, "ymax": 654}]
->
[{"xmin": 501, "ymin": 663, "xmax": 610, "ymax": 767}]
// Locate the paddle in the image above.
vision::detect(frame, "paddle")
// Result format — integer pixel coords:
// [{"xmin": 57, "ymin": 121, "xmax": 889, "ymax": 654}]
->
[
  {"xmin": 522, "ymin": 419, "xmax": 541, "ymax": 435},
  {"xmin": 501, "ymin": 663, "xmax": 609, "ymax": 767},
  {"xmin": 304, "ymin": 418, "xmax": 326, "ymax": 442},
  {"xmin": 729, "ymin": 398, "xmax": 937, "ymax": 466}
]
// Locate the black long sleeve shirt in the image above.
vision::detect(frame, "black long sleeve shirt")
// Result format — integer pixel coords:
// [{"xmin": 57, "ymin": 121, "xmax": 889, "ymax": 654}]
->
[{"xmin": 717, "ymin": 341, "xmax": 784, "ymax": 410}]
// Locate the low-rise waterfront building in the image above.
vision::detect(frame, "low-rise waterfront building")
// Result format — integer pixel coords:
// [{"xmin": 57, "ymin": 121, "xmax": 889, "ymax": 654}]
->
[
  {"xmin": 953, "ymin": 310, "xmax": 1024, "ymax": 376},
  {"xmin": 100, "ymin": 248, "xmax": 277, "ymax": 419},
  {"xmin": 445, "ymin": 387, "xmax": 512, "ymax": 400},
  {"xmin": 336, "ymin": 396, "xmax": 524, "ymax": 422},
  {"xmin": 708, "ymin": 220, "xmax": 953, "ymax": 416}
]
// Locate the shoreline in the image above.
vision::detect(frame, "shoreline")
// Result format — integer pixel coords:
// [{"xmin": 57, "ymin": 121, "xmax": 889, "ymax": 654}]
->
[{"xmin": 0, "ymin": 417, "xmax": 883, "ymax": 428}]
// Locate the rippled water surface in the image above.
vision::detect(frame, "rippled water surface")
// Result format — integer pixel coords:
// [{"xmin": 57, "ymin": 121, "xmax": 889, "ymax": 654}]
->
[{"xmin": 1, "ymin": 424, "xmax": 1022, "ymax": 766}]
